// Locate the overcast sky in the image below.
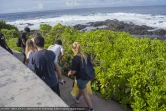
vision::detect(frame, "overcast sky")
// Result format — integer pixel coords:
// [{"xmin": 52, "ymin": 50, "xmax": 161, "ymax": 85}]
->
[{"xmin": 0, "ymin": 0, "xmax": 166, "ymax": 14}]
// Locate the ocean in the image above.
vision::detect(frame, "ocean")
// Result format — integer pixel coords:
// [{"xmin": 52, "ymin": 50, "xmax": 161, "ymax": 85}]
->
[{"xmin": 0, "ymin": 5, "xmax": 166, "ymax": 31}]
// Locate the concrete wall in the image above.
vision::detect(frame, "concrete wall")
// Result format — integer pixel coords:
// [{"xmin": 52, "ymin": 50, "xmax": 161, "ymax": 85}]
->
[{"xmin": 0, "ymin": 47, "xmax": 68, "ymax": 107}]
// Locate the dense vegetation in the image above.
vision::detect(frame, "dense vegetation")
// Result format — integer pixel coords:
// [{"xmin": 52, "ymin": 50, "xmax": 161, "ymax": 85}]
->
[
  {"xmin": 1, "ymin": 22, "xmax": 166, "ymax": 111},
  {"xmin": 0, "ymin": 20, "xmax": 20, "ymax": 51}
]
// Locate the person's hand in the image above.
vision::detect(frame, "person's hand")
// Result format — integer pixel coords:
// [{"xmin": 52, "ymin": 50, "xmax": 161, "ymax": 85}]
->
[
  {"xmin": 59, "ymin": 79, "xmax": 66, "ymax": 85},
  {"xmin": 68, "ymin": 71, "xmax": 72, "ymax": 76}
]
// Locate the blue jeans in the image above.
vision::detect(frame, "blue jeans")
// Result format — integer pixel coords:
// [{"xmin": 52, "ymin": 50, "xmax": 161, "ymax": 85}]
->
[{"xmin": 77, "ymin": 79, "xmax": 89, "ymax": 90}]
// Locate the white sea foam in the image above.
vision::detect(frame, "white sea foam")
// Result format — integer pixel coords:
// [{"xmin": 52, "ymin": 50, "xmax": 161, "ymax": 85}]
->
[{"xmin": 6, "ymin": 12, "xmax": 166, "ymax": 30}]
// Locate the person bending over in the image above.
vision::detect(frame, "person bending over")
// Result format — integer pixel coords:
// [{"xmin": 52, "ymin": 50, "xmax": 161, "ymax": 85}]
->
[{"xmin": 48, "ymin": 39, "xmax": 64, "ymax": 84}]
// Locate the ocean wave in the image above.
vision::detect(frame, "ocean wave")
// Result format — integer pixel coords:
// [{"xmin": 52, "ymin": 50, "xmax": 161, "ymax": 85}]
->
[{"xmin": 7, "ymin": 12, "xmax": 166, "ymax": 30}]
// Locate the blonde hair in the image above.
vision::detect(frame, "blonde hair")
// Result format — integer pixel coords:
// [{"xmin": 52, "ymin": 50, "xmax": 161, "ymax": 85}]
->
[
  {"xmin": 25, "ymin": 39, "xmax": 35, "ymax": 57},
  {"xmin": 72, "ymin": 42, "xmax": 87, "ymax": 63}
]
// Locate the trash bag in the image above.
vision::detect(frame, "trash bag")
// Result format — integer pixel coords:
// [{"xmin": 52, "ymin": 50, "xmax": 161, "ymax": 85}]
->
[{"xmin": 71, "ymin": 79, "xmax": 92, "ymax": 97}]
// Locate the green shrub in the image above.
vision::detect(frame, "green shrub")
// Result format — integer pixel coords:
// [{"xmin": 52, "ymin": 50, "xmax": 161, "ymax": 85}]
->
[
  {"xmin": 7, "ymin": 38, "xmax": 20, "ymax": 52},
  {"xmin": 6, "ymin": 23, "xmax": 166, "ymax": 111},
  {"xmin": 0, "ymin": 20, "xmax": 18, "ymax": 31},
  {"xmin": 1, "ymin": 29, "xmax": 19, "ymax": 41},
  {"xmin": 39, "ymin": 24, "xmax": 52, "ymax": 36},
  {"xmin": 46, "ymin": 25, "xmax": 166, "ymax": 111}
]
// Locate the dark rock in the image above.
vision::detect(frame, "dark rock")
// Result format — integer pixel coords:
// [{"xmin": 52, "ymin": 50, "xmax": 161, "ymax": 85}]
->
[
  {"xmin": 73, "ymin": 24, "xmax": 87, "ymax": 30},
  {"xmin": 81, "ymin": 29, "xmax": 87, "ymax": 32},
  {"xmin": 25, "ymin": 23, "xmax": 34, "ymax": 26},
  {"xmin": 19, "ymin": 23, "xmax": 24, "ymax": 25},
  {"xmin": 89, "ymin": 21, "xmax": 104, "ymax": 27},
  {"xmin": 74, "ymin": 19, "xmax": 166, "ymax": 38},
  {"xmin": 104, "ymin": 19, "xmax": 119, "ymax": 27},
  {"xmin": 159, "ymin": 21, "xmax": 163, "ymax": 23},
  {"xmin": 102, "ymin": 19, "xmax": 154, "ymax": 35},
  {"xmin": 153, "ymin": 29, "xmax": 166, "ymax": 35}
]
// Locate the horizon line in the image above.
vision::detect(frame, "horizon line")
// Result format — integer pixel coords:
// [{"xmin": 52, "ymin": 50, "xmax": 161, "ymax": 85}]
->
[{"xmin": 0, "ymin": 4, "xmax": 166, "ymax": 15}]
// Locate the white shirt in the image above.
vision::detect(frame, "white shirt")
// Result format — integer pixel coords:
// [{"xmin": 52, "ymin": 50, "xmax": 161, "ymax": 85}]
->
[
  {"xmin": 48, "ymin": 44, "xmax": 64, "ymax": 63},
  {"xmin": 31, "ymin": 38, "xmax": 35, "ymax": 43}
]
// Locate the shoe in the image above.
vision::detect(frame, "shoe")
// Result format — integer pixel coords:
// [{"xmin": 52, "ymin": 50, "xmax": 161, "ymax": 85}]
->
[
  {"xmin": 89, "ymin": 108, "xmax": 94, "ymax": 111},
  {"xmin": 74, "ymin": 96, "xmax": 79, "ymax": 104},
  {"xmin": 79, "ymin": 95, "xmax": 83, "ymax": 99}
]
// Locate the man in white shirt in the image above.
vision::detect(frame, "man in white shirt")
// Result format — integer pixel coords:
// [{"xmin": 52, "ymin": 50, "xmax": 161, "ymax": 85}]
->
[{"xmin": 48, "ymin": 40, "xmax": 64, "ymax": 83}]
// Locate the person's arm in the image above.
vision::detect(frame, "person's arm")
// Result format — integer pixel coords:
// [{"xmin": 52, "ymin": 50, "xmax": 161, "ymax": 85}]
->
[
  {"xmin": 60, "ymin": 46, "xmax": 64, "ymax": 57},
  {"xmin": 68, "ymin": 56, "xmax": 77, "ymax": 76},
  {"xmin": 55, "ymin": 63, "xmax": 62, "ymax": 80},
  {"xmin": 22, "ymin": 39, "xmax": 26, "ymax": 46},
  {"xmin": 21, "ymin": 33, "xmax": 26, "ymax": 46},
  {"xmin": 54, "ymin": 55, "xmax": 62, "ymax": 80},
  {"xmin": 68, "ymin": 70, "xmax": 76, "ymax": 76},
  {"xmin": 26, "ymin": 59, "xmax": 29, "ymax": 64},
  {"xmin": 60, "ymin": 51, "xmax": 64, "ymax": 57},
  {"xmin": 54, "ymin": 58, "xmax": 65, "ymax": 84},
  {"xmin": 26, "ymin": 52, "xmax": 30, "ymax": 64}
]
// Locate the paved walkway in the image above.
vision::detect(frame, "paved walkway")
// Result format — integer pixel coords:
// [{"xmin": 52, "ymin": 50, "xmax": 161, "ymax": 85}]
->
[
  {"xmin": 60, "ymin": 75, "xmax": 131, "ymax": 111},
  {"xmin": 13, "ymin": 50, "xmax": 132, "ymax": 111}
]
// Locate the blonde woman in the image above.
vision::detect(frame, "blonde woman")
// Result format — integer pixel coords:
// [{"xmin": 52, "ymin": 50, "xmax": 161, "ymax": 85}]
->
[
  {"xmin": 68, "ymin": 42, "xmax": 94, "ymax": 111},
  {"xmin": 25, "ymin": 39, "xmax": 35, "ymax": 65}
]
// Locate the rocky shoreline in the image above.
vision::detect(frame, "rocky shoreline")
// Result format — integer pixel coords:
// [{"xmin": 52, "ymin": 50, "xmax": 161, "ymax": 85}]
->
[
  {"xmin": 20, "ymin": 19, "xmax": 166, "ymax": 39},
  {"xmin": 73, "ymin": 19, "xmax": 166, "ymax": 39}
]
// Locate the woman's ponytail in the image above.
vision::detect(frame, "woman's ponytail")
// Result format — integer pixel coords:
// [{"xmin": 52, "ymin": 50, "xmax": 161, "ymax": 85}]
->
[{"xmin": 72, "ymin": 42, "xmax": 87, "ymax": 63}]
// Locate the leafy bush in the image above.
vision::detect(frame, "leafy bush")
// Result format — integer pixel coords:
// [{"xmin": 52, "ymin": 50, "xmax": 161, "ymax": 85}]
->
[
  {"xmin": 39, "ymin": 24, "xmax": 52, "ymax": 36},
  {"xmin": 43, "ymin": 24, "xmax": 166, "ymax": 111},
  {"xmin": 0, "ymin": 21, "xmax": 20, "ymax": 51},
  {"xmin": 0, "ymin": 20, "xmax": 18, "ymax": 31},
  {"xmin": 1, "ymin": 29, "xmax": 19, "ymax": 40},
  {"xmin": 7, "ymin": 38, "xmax": 21, "ymax": 51},
  {"xmin": 6, "ymin": 23, "xmax": 166, "ymax": 111}
]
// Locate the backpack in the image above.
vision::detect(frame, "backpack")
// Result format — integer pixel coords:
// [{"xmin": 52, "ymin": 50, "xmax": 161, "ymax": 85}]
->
[
  {"xmin": 0, "ymin": 33, "xmax": 5, "ymax": 48},
  {"xmin": 17, "ymin": 33, "xmax": 26, "ymax": 47},
  {"xmin": 0, "ymin": 33, "xmax": 13, "ymax": 54},
  {"xmin": 40, "ymin": 50, "xmax": 56, "ymax": 79},
  {"xmin": 78, "ymin": 54, "xmax": 95, "ymax": 80},
  {"xmin": 16, "ymin": 35, "xmax": 21, "ymax": 47}
]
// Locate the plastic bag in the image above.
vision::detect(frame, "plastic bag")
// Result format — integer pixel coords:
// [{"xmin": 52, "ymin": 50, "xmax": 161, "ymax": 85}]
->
[{"xmin": 71, "ymin": 79, "xmax": 92, "ymax": 97}]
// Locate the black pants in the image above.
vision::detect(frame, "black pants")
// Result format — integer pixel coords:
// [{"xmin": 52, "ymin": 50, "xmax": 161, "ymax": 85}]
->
[
  {"xmin": 51, "ymin": 83, "xmax": 60, "ymax": 97},
  {"xmin": 21, "ymin": 46, "xmax": 26, "ymax": 63}
]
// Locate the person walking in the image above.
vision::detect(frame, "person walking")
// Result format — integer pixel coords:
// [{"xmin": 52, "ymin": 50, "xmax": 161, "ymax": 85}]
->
[
  {"xmin": 25, "ymin": 39, "xmax": 35, "ymax": 66},
  {"xmin": 28, "ymin": 35, "xmax": 62, "ymax": 96},
  {"xmin": 48, "ymin": 39, "xmax": 64, "ymax": 84},
  {"xmin": 19, "ymin": 27, "xmax": 30, "ymax": 64},
  {"xmin": 68, "ymin": 42, "xmax": 95, "ymax": 111}
]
